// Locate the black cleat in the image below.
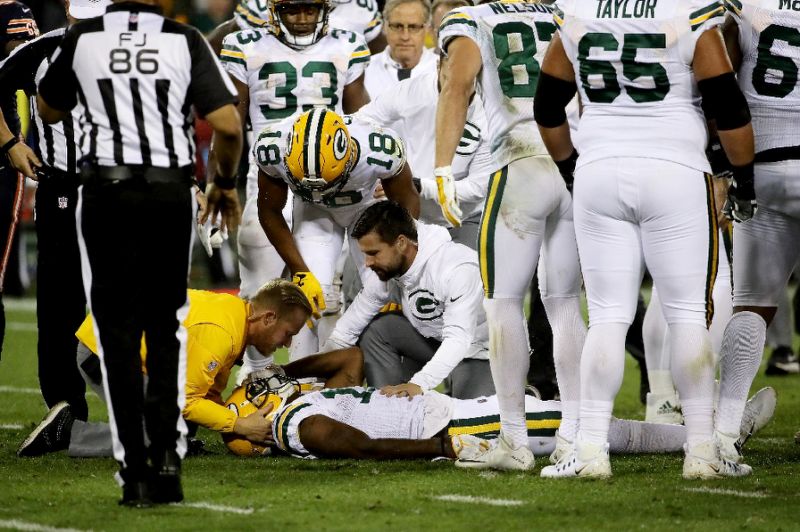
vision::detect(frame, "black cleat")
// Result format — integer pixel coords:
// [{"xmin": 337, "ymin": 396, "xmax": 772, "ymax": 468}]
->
[
  {"xmin": 17, "ymin": 401, "xmax": 74, "ymax": 457},
  {"xmin": 765, "ymin": 346, "xmax": 800, "ymax": 376},
  {"xmin": 119, "ymin": 481, "xmax": 152, "ymax": 508},
  {"xmin": 150, "ymin": 450, "xmax": 183, "ymax": 504}
]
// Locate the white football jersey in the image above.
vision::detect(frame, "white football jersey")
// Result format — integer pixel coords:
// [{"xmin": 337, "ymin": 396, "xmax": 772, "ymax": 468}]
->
[
  {"xmin": 438, "ymin": 1, "xmax": 559, "ymax": 168},
  {"xmin": 221, "ymin": 28, "xmax": 369, "ymax": 137},
  {"xmin": 272, "ymin": 387, "xmax": 427, "ymax": 457},
  {"xmin": 726, "ymin": 0, "xmax": 800, "ymax": 154},
  {"xmin": 234, "ymin": 0, "xmax": 382, "ymax": 43},
  {"xmin": 555, "ymin": 0, "xmax": 725, "ymax": 172},
  {"xmin": 254, "ymin": 114, "xmax": 405, "ymax": 214}
]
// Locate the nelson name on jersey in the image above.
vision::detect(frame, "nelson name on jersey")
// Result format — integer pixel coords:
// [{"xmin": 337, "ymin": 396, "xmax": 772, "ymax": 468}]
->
[
  {"xmin": 596, "ymin": 0, "xmax": 658, "ymax": 19},
  {"xmin": 488, "ymin": 1, "xmax": 553, "ymax": 15}
]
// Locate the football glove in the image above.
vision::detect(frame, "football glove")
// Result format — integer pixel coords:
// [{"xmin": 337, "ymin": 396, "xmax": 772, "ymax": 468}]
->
[
  {"xmin": 554, "ymin": 150, "xmax": 578, "ymax": 194},
  {"xmin": 723, "ymin": 162, "xmax": 757, "ymax": 223},
  {"xmin": 292, "ymin": 271, "xmax": 325, "ymax": 323},
  {"xmin": 434, "ymin": 166, "xmax": 462, "ymax": 227}
]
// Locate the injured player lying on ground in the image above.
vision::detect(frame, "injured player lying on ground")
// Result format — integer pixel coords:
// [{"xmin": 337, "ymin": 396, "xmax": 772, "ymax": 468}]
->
[{"xmin": 226, "ymin": 358, "xmax": 777, "ymax": 466}]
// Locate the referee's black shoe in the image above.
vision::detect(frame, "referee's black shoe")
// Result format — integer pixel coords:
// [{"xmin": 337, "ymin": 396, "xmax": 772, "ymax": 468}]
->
[
  {"xmin": 119, "ymin": 480, "xmax": 152, "ymax": 509},
  {"xmin": 17, "ymin": 401, "xmax": 74, "ymax": 457},
  {"xmin": 150, "ymin": 449, "xmax": 183, "ymax": 504}
]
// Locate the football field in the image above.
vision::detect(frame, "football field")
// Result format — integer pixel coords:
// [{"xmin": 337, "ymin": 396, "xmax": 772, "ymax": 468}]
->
[{"xmin": 1, "ymin": 297, "xmax": 799, "ymax": 531}]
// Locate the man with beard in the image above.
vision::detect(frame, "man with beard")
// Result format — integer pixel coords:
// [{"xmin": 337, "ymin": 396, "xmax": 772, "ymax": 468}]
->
[{"xmin": 323, "ymin": 201, "xmax": 494, "ymax": 399}]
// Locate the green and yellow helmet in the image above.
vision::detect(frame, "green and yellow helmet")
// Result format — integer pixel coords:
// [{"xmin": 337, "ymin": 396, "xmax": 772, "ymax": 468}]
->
[{"xmin": 268, "ymin": 0, "xmax": 331, "ymax": 49}]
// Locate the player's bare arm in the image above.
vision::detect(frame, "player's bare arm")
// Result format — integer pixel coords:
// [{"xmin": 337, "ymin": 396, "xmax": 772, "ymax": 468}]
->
[
  {"xmin": 283, "ymin": 347, "xmax": 365, "ymax": 388},
  {"xmin": 207, "ymin": 18, "xmax": 240, "ymax": 56},
  {"xmin": 434, "ymin": 36, "xmax": 481, "ymax": 169},
  {"xmin": 342, "ymin": 73, "xmax": 371, "ymax": 114},
  {"xmin": 298, "ymin": 414, "xmax": 456, "ymax": 460},
  {"xmin": 203, "ymin": 103, "xmax": 244, "ymax": 233},
  {"xmin": 535, "ymin": 33, "xmax": 577, "ymax": 162},
  {"xmin": 722, "ymin": 16, "xmax": 742, "ymax": 71},
  {"xmin": 380, "ymin": 162, "xmax": 421, "ymax": 218},
  {"xmin": 367, "ymin": 32, "xmax": 387, "ymax": 55},
  {"xmin": 257, "ymin": 170, "xmax": 311, "ymax": 274}
]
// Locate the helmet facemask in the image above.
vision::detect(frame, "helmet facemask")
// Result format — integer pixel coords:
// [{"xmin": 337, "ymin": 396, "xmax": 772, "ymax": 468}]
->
[{"xmin": 270, "ymin": 0, "xmax": 330, "ymax": 49}]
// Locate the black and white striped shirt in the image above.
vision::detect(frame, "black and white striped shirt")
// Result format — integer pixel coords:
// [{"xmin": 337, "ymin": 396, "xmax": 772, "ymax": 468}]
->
[
  {"xmin": 0, "ymin": 28, "xmax": 81, "ymax": 174},
  {"xmin": 39, "ymin": 1, "xmax": 237, "ymax": 169}
]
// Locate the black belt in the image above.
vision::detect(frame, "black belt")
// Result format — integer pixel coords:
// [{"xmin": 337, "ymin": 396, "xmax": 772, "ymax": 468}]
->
[
  {"xmin": 80, "ymin": 163, "xmax": 193, "ymax": 185},
  {"xmin": 755, "ymin": 146, "xmax": 800, "ymax": 163},
  {"xmin": 36, "ymin": 164, "xmax": 79, "ymax": 182}
]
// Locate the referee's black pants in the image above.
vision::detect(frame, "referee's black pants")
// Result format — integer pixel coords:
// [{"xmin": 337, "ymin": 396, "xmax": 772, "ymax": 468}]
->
[
  {"xmin": 35, "ymin": 167, "xmax": 88, "ymax": 421},
  {"xmin": 77, "ymin": 174, "xmax": 192, "ymax": 484}
]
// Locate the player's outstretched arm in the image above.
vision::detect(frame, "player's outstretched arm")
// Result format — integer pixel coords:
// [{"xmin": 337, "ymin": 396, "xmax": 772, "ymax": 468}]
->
[
  {"xmin": 434, "ymin": 38, "xmax": 481, "ymax": 170},
  {"xmin": 257, "ymin": 171, "xmax": 310, "ymax": 274},
  {"xmin": 283, "ymin": 347, "xmax": 365, "ymax": 388},
  {"xmin": 343, "ymin": 73, "xmax": 371, "ymax": 114},
  {"xmin": 299, "ymin": 414, "xmax": 456, "ymax": 460},
  {"xmin": 207, "ymin": 18, "xmax": 240, "ymax": 56},
  {"xmin": 381, "ymin": 163, "xmax": 420, "ymax": 218}
]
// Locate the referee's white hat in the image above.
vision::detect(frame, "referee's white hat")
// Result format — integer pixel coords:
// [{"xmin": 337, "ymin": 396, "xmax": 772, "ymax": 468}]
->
[{"xmin": 68, "ymin": 0, "xmax": 111, "ymax": 20}]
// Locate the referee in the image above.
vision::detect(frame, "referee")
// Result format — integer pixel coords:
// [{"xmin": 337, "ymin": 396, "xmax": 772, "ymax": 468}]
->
[
  {"xmin": 37, "ymin": 0, "xmax": 243, "ymax": 508},
  {"xmin": 0, "ymin": 0, "xmax": 112, "ymax": 429}
]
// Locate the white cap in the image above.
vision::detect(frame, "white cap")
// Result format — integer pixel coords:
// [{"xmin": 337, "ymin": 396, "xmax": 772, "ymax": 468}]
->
[{"xmin": 68, "ymin": 0, "xmax": 111, "ymax": 19}]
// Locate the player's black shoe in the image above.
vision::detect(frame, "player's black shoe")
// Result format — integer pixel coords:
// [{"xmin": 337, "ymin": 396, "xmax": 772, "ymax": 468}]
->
[
  {"xmin": 765, "ymin": 346, "xmax": 800, "ymax": 376},
  {"xmin": 119, "ymin": 480, "xmax": 152, "ymax": 509},
  {"xmin": 17, "ymin": 401, "xmax": 74, "ymax": 457}
]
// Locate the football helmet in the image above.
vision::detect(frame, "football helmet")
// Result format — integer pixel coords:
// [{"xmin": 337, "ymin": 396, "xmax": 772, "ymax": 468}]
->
[
  {"xmin": 284, "ymin": 108, "xmax": 357, "ymax": 204},
  {"xmin": 221, "ymin": 366, "xmax": 300, "ymax": 456},
  {"xmin": 269, "ymin": 0, "xmax": 330, "ymax": 49}
]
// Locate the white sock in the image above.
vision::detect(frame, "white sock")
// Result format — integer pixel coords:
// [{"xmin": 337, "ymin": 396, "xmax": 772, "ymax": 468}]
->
[
  {"xmin": 716, "ymin": 311, "xmax": 767, "ymax": 435},
  {"xmin": 608, "ymin": 417, "xmax": 685, "ymax": 454},
  {"xmin": 542, "ymin": 295, "xmax": 585, "ymax": 441},
  {"xmin": 559, "ymin": 400, "xmax": 580, "ymax": 442},
  {"xmin": 483, "ymin": 297, "xmax": 530, "ymax": 449},
  {"xmin": 578, "ymin": 400, "xmax": 613, "ymax": 446},
  {"xmin": 709, "ymin": 270, "xmax": 733, "ymax": 356},
  {"xmin": 669, "ymin": 323, "xmax": 715, "ymax": 447},
  {"xmin": 647, "ymin": 370, "xmax": 675, "ymax": 397},
  {"xmin": 643, "ymin": 288, "xmax": 673, "ymax": 394}
]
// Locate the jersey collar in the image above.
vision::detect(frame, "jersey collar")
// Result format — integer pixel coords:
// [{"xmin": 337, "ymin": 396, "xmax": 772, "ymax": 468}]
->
[{"xmin": 106, "ymin": 2, "xmax": 163, "ymax": 14}]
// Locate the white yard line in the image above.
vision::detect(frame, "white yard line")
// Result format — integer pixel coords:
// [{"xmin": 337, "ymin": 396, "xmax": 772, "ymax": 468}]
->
[
  {"xmin": 4, "ymin": 298, "xmax": 36, "ymax": 312},
  {"xmin": 0, "ymin": 519, "xmax": 89, "ymax": 532},
  {"xmin": 0, "ymin": 423, "xmax": 23, "ymax": 429},
  {"xmin": 433, "ymin": 494, "xmax": 524, "ymax": 507},
  {"xmin": 7, "ymin": 322, "xmax": 36, "ymax": 331},
  {"xmin": 176, "ymin": 501, "xmax": 255, "ymax": 515},
  {"xmin": 685, "ymin": 487, "xmax": 768, "ymax": 499},
  {"xmin": 0, "ymin": 385, "xmax": 41, "ymax": 394}
]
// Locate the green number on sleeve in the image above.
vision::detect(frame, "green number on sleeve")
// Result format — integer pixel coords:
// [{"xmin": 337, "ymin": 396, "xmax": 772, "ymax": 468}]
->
[
  {"xmin": 753, "ymin": 23, "xmax": 800, "ymax": 98},
  {"xmin": 256, "ymin": 143, "xmax": 281, "ymax": 166}
]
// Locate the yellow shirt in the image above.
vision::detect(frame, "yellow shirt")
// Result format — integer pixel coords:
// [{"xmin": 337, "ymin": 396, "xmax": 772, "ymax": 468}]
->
[{"xmin": 75, "ymin": 289, "xmax": 250, "ymax": 433}]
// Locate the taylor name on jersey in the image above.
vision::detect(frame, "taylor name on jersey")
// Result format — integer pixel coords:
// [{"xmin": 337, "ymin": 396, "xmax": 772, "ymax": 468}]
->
[
  {"xmin": 254, "ymin": 114, "xmax": 406, "ymax": 208},
  {"xmin": 220, "ymin": 27, "xmax": 370, "ymax": 134}
]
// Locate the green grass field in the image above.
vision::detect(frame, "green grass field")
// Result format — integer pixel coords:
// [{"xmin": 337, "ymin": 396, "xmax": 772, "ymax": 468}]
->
[{"xmin": 1, "ymin": 297, "xmax": 799, "ymax": 531}]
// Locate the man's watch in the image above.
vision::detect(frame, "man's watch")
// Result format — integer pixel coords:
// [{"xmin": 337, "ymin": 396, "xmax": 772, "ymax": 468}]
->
[{"xmin": 0, "ymin": 137, "xmax": 19, "ymax": 157}]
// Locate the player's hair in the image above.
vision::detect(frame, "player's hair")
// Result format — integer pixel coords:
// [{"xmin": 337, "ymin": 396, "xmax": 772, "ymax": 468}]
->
[
  {"xmin": 431, "ymin": 0, "xmax": 469, "ymax": 17},
  {"xmin": 351, "ymin": 201, "xmax": 418, "ymax": 244},
  {"xmin": 383, "ymin": 0, "xmax": 432, "ymax": 24},
  {"xmin": 249, "ymin": 279, "xmax": 312, "ymax": 318}
]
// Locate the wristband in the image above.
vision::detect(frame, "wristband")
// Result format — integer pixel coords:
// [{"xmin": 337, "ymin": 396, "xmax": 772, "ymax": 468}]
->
[
  {"xmin": 554, "ymin": 150, "xmax": 578, "ymax": 179},
  {"xmin": 214, "ymin": 174, "xmax": 236, "ymax": 190},
  {"xmin": 732, "ymin": 161, "xmax": 754, "ymax": 187},
  {"xmin": 0, "ymin": 137, "xmax": 19, "ymax": 156}
]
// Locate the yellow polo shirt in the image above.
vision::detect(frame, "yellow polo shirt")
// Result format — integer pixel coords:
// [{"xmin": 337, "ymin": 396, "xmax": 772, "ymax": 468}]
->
[{"xmin": 75, "ymin": 289, "xmax": 250, "ymax": 433}]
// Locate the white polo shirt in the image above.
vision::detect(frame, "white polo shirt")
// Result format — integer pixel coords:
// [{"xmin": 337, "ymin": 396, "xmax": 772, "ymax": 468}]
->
[{"xmin": 363, "ymin": 45, "xmax": 438, "ymax": 99}]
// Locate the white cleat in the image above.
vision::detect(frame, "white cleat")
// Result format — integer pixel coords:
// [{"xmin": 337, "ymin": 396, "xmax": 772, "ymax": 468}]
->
[
  {"xmin": 540, "ymin": 441, "xmax": 612, "ymax": 479},
  {"xmin": 549, "ymin": 431, "xmax": 573, "ymax": 465},
  {"xmin": 682, "ymin": 441, "xmax": 752, "ymax": 479},
  {"xmin": 645, "ymin": 392, "xmax": 683, "ymax": 424},
  {"xmin": 738, "ymin": 387, "xmax": 777, "ymax": 449},
  {"xmin": 450, "ymin": 434, "xmax": 492, "ymax": 461},
  {"xmin": 455, "ymin": 434, "xmax": 535, "ymax": 471}
]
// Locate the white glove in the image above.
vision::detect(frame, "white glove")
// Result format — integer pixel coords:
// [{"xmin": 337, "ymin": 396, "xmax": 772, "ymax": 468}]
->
[
  {"xmin": 417, "ymin": 177, "xmax": 438, "ymax": 201},
  {"xmin": 434, "ymin": 166, "xmax": 462, "ymax": 227}
]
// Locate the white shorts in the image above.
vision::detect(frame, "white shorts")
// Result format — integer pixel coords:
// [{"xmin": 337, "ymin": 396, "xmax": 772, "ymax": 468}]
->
[
  {"xmin": 732, "ymin": 160, "xmax": 800, "ymax": 307},
  {"xmin": 446, "ymin": 394, "xmax": 561, "ymax": 456},
  {"xmin": 478, "ymin": 156, "xmax": 579, "ymax": 300},
  {"xmin": 574, "ymin": 158, "xmax": 717, "ymax": 327}
]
